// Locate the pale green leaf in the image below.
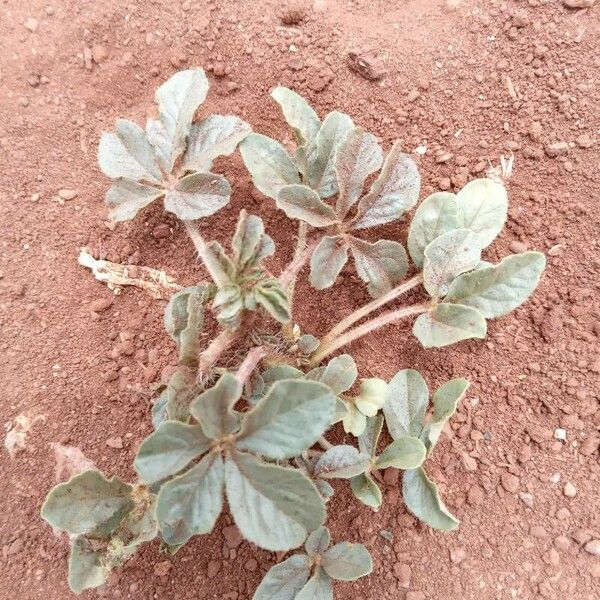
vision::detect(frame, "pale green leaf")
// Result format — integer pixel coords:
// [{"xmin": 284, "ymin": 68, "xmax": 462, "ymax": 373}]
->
[
  {"xmin": 298, "ymin": 334, "xmax": 320, "ymax": 354},
  {"xmin": 145, "ymin": 118, "xmax": 172, "ymax": 173},
  {"xmin": 456, "ymin": 178, "xmax": 508, "ymax": 248},
  {"xmin": 309, "ymin": 235, "xmax": 348, "ymax": 290},
  {"xmin": 232, "ymin": 211, "xmax": 267, "ymax": 271},
  {"xmin": 402, "ymin": 467, "xmax": 459, "ymax": 531},
  {"xmin": 162, "ymin": 366, "xmax": 203, "ymax": 423},
  {"xmin": 239, "ymin": 133, "xmax": 301, "ymax": 200},
  {"xmin": 444, "ymin": 252, "xmax": 546, "ymax": 318},
  {"xmin": 296, "ymin": 567, "xmax": 333, "ymax": 600},
  {"xmin": 422, "ymin": 228, "xmax": 482, "ymax": 298},
  {"xmin": 164, "ymin": 172, "xmax": 231, "ymax": 221},
  {"xmin": 334, "ymin": 127, "xmax": 383, "ymax": 219},
  {"xmin": 322, "ymin": 542, "xmax": 373, "ymax": 581},
  {"xmin": 305, "ymin": 526, "xmax": 331, "ymax": 556},
  {"xmin": 350, "ymin": 473, "xmax": 382, "ymax": 508},
  {"xmin": 98, "ymin": 119, "xmax": 162, "ymax": 184},
  {"xmin": 319, "ymin": 354, "xmax": 357, "ymax": 394},
  {"xmin": 271, "ymin": 86, "xmax": 320, "ymax": 145},
  {"xmin": 134, "ymin": 422, "xmax": 210, "ymax": 484},
  {"xmin": 383, "ymin": 369, "xmax": 429, "ymax": 439},
  {"xmin": 68, "ymin": 536, "xmax": 106, "ymax": 594},
  {"xmin": 314, "ymin": 445, "xmax": 370, "ymax": 479},
  {"xmin": 277, "ymin": 184, "xmax": 338, "ymax": 227},
  {"xmin": 106, "ymin": 178, "xmax": 164, "ymax": 223},
  {"xmin": 225, "ymin": 450, "xmax": 326, "ymax": 551},
  {"xmin": 236, "ymin": 379, "xmax": 335, "ymax": 459},
  {"xmin": 253, "ymin": 555, "xmax": 311, "ymax": 600},
  {"xmin": 183, "ymin": 115, "xmax": 251, "ymax": 172},
  {"xmin": 342, "ymin": 402, "xmax": 367, "ymax": 437},
  {"xmin": 357, "ymin": 414, "xmax": 384, "ymax": 458},
  {"xmin": 213, "ymin": 284, "xmax": 243, "ymax": 329},
  {"xmin": 191, "ymin": 373, "xmax": 242, "ymax": 439},
  {"xmin": 316, "ymin": 479, "xmax": 335, "ymax": 501},
  {"xmin": 261, "ymin": 365, "xmax": 304, "ymax": 388},
  {"xmin": 306, "ymin": 111, "xmax": 355, "ymax": 198},
  {"xmin": 352, "ymin": 143, "xmax": 420, "ymax": 229},
  {"xmin": 354, "ymin": 378, "xmax": 388, "ymax": 417},
  {"xmin": 375, "ymin": 436, "xmax": 426, "ymax": 470},
  {"xmin": 407, "ymin": 192, "xmax": 460, "ymax": 267},
  {"xmin": 413, "ymin": 304, "xmax": 487, "ymax": 348},
  {"xmin": 41, "ymin": 471, "xmax": 133, "ymax": 536},
  {"xmin": 156, "ymin": 453, "xmax": 225, "ymax": 545},
  {"xmin": 348, "ymin": 237, "xmax": 408, "ymax": 298},
  {"xmin": 255, "ymin": 279, "xmax": 291, "ymax": 323}
]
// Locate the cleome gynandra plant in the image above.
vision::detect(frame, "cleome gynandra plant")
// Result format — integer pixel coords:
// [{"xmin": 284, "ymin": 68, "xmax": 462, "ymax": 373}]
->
[{"xmin": 41, "ymin": 68, "xmax": 546, "ymax": 597}]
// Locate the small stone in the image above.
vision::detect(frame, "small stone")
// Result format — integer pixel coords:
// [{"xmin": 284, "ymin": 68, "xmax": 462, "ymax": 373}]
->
[
  {"xmin": 527, "ymin": 425, "xmax": 553, "ymax": 443},
  {"xmin": 28, "ymin": 73, "xmax": 41, "ymax": 87},
  {"xmin": 545, "ymin": 142, "xmax": 569, "ymax": 158},
  {"xmin": 153, "ymin": 561, "xmax": 171, "ymax": 577},
  {"xmin": 509, "ymin": 240, "xmax": 528, "ymax": 253},
  {"xmin": 92, "ymin": 44, "xmax": 108, "ymax": 64},
  {"xmin": 450, "ymin": 548, "xmax": 466, "ymax": 564},
  {"xmin": 347, "ymin": 48, "xmax": 386, "ymax": 81},
  {"xmin": 438, "ymin": 177, "xmax": 452, "ymax": 191},
  {"xmin": 106, "ymin": 437, "xmax": 123, "ymax": 449},
  {"xmin": 467, "ymin": 485, "xmax": 484, "ymax": 505},
  {"xmin": 222, "ymin": 525, "xmax": 242, "ymax": 548},
  {"xmin": 501, "ymin": 471, "xmax": 519, "ymax": 493},
  {"xmin": 530, "ymin": 525, "xmax": 547, "ymax": 538},
  {"xmin": 563, "ymin": 0, "xmax": 596, "ymax": 8},
  {"xmin": 563, "ymin": 482, "xmax": 577, "ymax": 497},
  {"xmin": 58, "ymin": 188, "xmax": 78, "ymax": 200},
  {"xmin": 280, "ymin": 0, "xmax": 309, "ymax": 25},
  {"xmin": 435, "ymin": 150, "xmax": 453, "ymax": 164},
  {"xmin": 213, "ymin": 62, "xmax": 226, "ymax": 77},
  {"xmin": 83, "ymin": 47, "xmax": 93, "ymax": 70},
  {"xmin": 25, "ymin": 17, "xmax": 39, "ymax": 31},
  {"xmin": 207, "ymin": 560, "xmax": 221, "ymax": 578},
  {"xmin": 393, "ymin": 563, "xmax": 411, "ymax": 587},
  {"xmin": 584, "ymin": 540, "xmax": 600, "ymax": 556},
  {"xmin": 519, "ymin": 492, "xmax": 534, "ymax": 507},
  {"xmin": 244, "ymin": 559, "xmax": 258, "ymax": 572},
  {"xmin": 555, "ymin": 507, "xmax": 570, "ymax": 521},
  {"xmin": 90, "ymin": 297, "xmax": 113, "ymax": 312},
  {"xmin": 383, "ymin": 467, "xmax": 399, "ymax": 486},
  {"xmin": 152, "ymin": 224, "xmax": 171, "ymax": 239},
  {"xmin": 461, "ymin": 452, "xmax": 477, "ymax": 472},
  {"xmin": 554, "ymin": 428, "xmax": 567, "ymax": 440},
  {"xmin": 579, "ymin": 435, "xmax": 600, "ymax": 456},
  {"xmin": 407, "ymin": 90, "xmax": 420, "ymax": 103},
  {"xmin": 553, "ymin": 535, "xmax": 571, "ymax": 552},
  {"xmin": 576, "ymin": 133, "xmax": 593, "ymax": 148},
  {"xmin": 572, "ymin": 528, "xmax": 593, "ymax": 545}
]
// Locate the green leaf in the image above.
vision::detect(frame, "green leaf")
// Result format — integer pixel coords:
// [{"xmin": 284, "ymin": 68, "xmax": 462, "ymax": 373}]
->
[
  {"xmin": 305, "ymin": 526, "xmax": 331, "ymax": 556},
  {"xmin": 322, "ymin": 542, "xmax": 373, "ymax": 581},
  {"xmin": 152, "ymin": 68, "xmax": 209, "ymax": 171},
  {"xmin": 225, "ymin": 450, "xmax": 326, "ymax": 551},
  {"xmin": 271, "ymin": 86, "xmax": 320, "ymax": 146},
  {"xmin": 68, "ymin": 536, "xmax": 106, "ymax": 594},
  {"xmin": 298, "ymin": 334, "xmax": 320, "ymax": 354},
  {"xmin": 342, "ymin": 402, "xmax": 367, "ymax": 437},
  {"xmin": 420, "ymin": 378, "xmax": 469, "ymax": 455},
  {"xmin": 236, "ymin": 379, "xmax": 335, "ymax": 459},
  {"xmin": 357, "ymin": 414, "xmax": 384, "ymax": 458},
  {"xmin": 118, "ymin": 493, "xmax": 159, "ymax": 549},
  {"xmin": 213, "ymin": 284, "xmax": 243, "ymax": 329},
  {"xmin": 383, "ymin": 369, "xmax": 429, "ymax": 439},
  {"xmin": 183, "ymin": 114, "xmax": 251, "ymax": 172},
  {"xmin": 375, "ymin": 436, "xmax": 426, "ymax": 470},
  {"xmin": 334, "ymin": 127, "xmax": 383, "ymax": 219},
  {"xmin": 444, "ymin": 252, "xmax": 546, "ymax": 318},
  {"xmin": 402, "ymin": 467, "xmax": 459, "ymax": 531},
  {"xmin": 162, "ymin": 366, "xmax": 203, "ymax": 423},
  {"xmin": 306, "ymin": 111, "xmax": 355, "ymax": 198},
  {"xmin": 261, "ymin": 365, "xmax": 304, "ymax": 387},
  {"xmin": 314, "ymin": 445, "xmax": 370, "ymax": 479},
  {"xmin": 296, "ymin": 567, "xmax": 333, "ymax": 600},
  {"xmin": 319, "ymin": 354, "xmax": 357, "ymax": 394},
  {"xmin": 310, "ymin": 235, "xmax": 348, "ymax": 290},
  {"xmin": 207, "ymin": 241, "xmax": 237, "ymax": 280},
  {"xmin": 348, "ymin": 237, "xmax": 408, "ymax": 298},
  {"xmin": 164, "ymin": 172, "xmax": 231, "ymax": 221},
  {"xmin": 277, "ymin": 184, "xmax": 338, "ymax": 227},
  {"xmin": 407, "ymin": 192, "xmax": 460, "ymax": 268},
  {"xmin": 350, "ymin": 473, "xmax": 382, "ymax": 508},
  {"xmin": 41, "ymin": 471, "xmax": 133, "ymax": 536},
  {"xmin": 134, "ymin": 422, "xmax": 211, "ymax": 484},
  {"xmin": 164, "ymin": 286, "xmax": 206, "ymax": 367},
  {"xmin": 354, "ymin": 378, "xmax": 388, "ymax": 417},
  {"xmin": 253, "ymin": 554, "xmax": 311, "ymax": 600},
  {"xmin": 232, "ymin": 211, "xmax": 268, "ymax": 271},
  {"xmin": 255, "ymin": 279, "xmax": 291, "ymax": 323},
  {"xmin": 422, "ymin": 228, "xmax": 482, "ymax": 298},
  {"xmin": 352, "ymin": 143, "xmax": 420, "ymax": 229},
  {"xmin": 413, "ymin": 304, "xmax": 487, "ymax": 348},
  {"xmin": 105, "ymin": 178, "xmax": 164, "ymax": 223},
  {"xmin": 239, "ymin": 133, "xmax": 301, "ymax": 200},
  {"xmin": 457, "ymin": 178, "xmax": 508, "ymax": 249},
  {"xmin": 190, "ymin": 373, "xmax": 242, "ymax": 439},
  {"xmin": 156, "ymin": 453, "xmax": 225, "ymax": 545},
  {"xmin": 98, "ymin": 119, "xmax": 162, "ymax": 184}
]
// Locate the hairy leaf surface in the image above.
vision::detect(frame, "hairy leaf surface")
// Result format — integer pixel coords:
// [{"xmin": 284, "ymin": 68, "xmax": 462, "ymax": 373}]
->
[
  {"xmin": 322, "ymin": 542, "xmax": 373, "ymax": 581},
  {"xmin": 296, "ymin": 568, "xmax": 333, "ymax": 600},
  {"xmin": 106, "ymin": 179, "xmax": 164, "ymax": 223},
  {"xmin": 383, "ymin": 369, "xmax": 429, "ymax": 439},
  {"xmin": 68, "ymin": 536, "xmax": 106, "ymax": 594},
  {"xmin": 354, "ymin": 378, "xmax": 388, "ymax": 417},
  {"xmin": 375, "ymin": 436, "xmax": 426, "ymax": 470},
  {"xmin": 271, "ymin": 86, "xmax": 320, "ymax": 146},
  {"xmin": 164, "ymin": 172, "xmax": 231, "ymax": 221},
  {"xmin": 310, "ymin": 235, "xmax": 348, "ymax": 290},
  {"xmin": 277, "ymin": 184, "xmax": 338, "ymax": 227},
  {"xmin": 413, "ymin": 304, "xmax": 487, "ymax": 348},
  {"xmin": 314, "ymin": 445, "xmax": 370, "ymax": 479},
  {"xmin": 253, "ymin": 554, "xmax": 311, "ymax": 600},
  {"xmin": 319, "ymin": 354, "xmax": 358, "ymax": 394},
  {"xmin": 305, "ymin": 526, "xmax": 331, "ymax": 556},
  {"xmin": 350, "ymin": 473, "xmax": 382, "ymax": 508}
]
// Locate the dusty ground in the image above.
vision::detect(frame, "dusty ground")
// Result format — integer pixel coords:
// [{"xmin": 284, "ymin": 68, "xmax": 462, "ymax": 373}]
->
[{"xmin": 1, "ymin": 0, "xmax": 599, "ymax": 598}]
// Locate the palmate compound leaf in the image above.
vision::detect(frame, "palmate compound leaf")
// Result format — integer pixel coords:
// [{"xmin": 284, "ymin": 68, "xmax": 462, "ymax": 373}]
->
[
  {"xmin": 296, "ymin": 567, "xmax": 333, "ymax": 600},
  {"xmin": 422, "ymin": 228, "xmax": 482, "ymax": 298},
  {"xmin": 277, "ymin": 184, "xmax": 339, "ymax": 227},
  {"xmin": 235, "ymin": 379, "xmax": 336, "ymax": 459},
  {"xmin": 106, "ymin": 178, "xmax": 165, "ymax": 223},
  {"xmin": 98, "ymin": 119, "xmax": 162, "ymax": 184},
  {"xmin": 375, "ymin": 436, "xmax": 426, "ymax": 470},
  {"xmin": 314, "ymin": 445, "xmax": 370, "ymax": 479},
  {"xmin": 350, "ymin": 473, "xmax": 382, "ymax": 508},
  {"xmin": 306, "ymin": 111, "xmax": 355, "ymax": 197},
  {"xmin": 182, "ymin": 114, "xmax": 252, "ymax": 172},
  {"xmin": 68, "ymin": 536, "xmax": 106, "ymax": 594},
  {"xmin": 239, "ymin": 133, "xmax": 301, "ymax": 200},
  {"xmin": 225, "ymin": 449, "xmax": 326, "ymax": 551},
  {"xmin": 348, "ymin": 237, "xmax": 408, "ymax": 298},
  {"xmin": 321, "ymin": 541, "xmax": 373, "ymax": 581},
  {"xmin": 305, "ymin": 526, "xmax": 331, "ymax": 556},
  {"xmin": 444, "ymin": 251, "xmax": 546, "ymax": 318},
  {"xmin": 271, "ymin": 86, "xmax": 321, "ymax": 147},
  {"xmin": 413, "ymin": 303, "xmax": 487, "ymax": 348},
  {"xmin": 310, "ymin": 235, "xmax": 349, "ymax": 290},
  {"xmin": 163, "ymin": 171, "xmax": 231, "ymax": 221},
  {"xmin": 383, "ymin": 369, "xmax": 429, "ymax": 439},
  {"xmin": 156, "ymin": 452, "xmax": 225, "ymax": 546},
  {"xmin": 334, "ymin": 127, "xmax": 383, "ymax": 219},
  {"xmin": 352, "ymin": 142, "xmax": 421, "ymax": 230},
  {"xmin": 41, "ymin": 471, "xmax": 133, "ymax": 536},
  {"xmin": 133, "ymin": 422, "xmax": 211, "ymax": 484},
  {"xmin": 420, "ymin": 378, "xmax": 469, "ymax": 455},
  {"xmin": 252, "ymin": 554, "xmax": 311, "ymax": 600},
  {"xmin": 402, "ymin": 467, "xmax": 459, "ymax": 531}
]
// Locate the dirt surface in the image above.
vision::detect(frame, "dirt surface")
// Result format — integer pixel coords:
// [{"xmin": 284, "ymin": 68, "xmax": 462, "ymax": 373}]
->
[{"xmin": 1, "ymin": 0, "xmax": 599, "ymax": 598}]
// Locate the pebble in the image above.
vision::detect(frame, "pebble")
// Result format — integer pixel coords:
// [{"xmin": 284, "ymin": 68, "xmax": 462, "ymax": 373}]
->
[
  {"xmin": 563, "ymin": 482, "xmax": 577, "ymax": 497},
  {"xmin": 563, "ymin": 0, "xmax": 596, "ymax": 7},
  {"xmin": 393, "ymin": 563, "xmax": 411, "ymax": 587},
  {"xmin": 207, "ymin": 560, "xmax": 221, "ymax": 578},
  {"xmin": 576, "ymin": 133, "xmax": 593, "ymax": 148},
  {"xmin": 438, "ymin": 177, "xmax": 451, "ymax": 191},
  {"xmin": 58, "ymin": 188, "xmax": 78, "ymax": 200},
  {"xmin": 509, "ymin": 240, "xmax": 528, "ymax": 253},
  {"xmin": 91, "ymin": 297, "xmax": 113, "ymax": 312},
  {"xmin": 152, "ymin": 224, "xmax": 171, "ymax": 239},
  {"xmin": 501, "ymin": 472, "xmax": 519, "ymax": 493},
  {"xmin": 347, "ymin": 49, "xmax": 386, "ymax": 81},
  {"xmin": 467, "ymin": 485, "xmax": 484, "ymax": 505},
  {"xmin": 579, "ymin": 435, "xmax": 600, "ymax": 456},
  {"xmin": 519, "ymin": 492, "xmax": 534, "ymax": 507},
  {"xmin": 92, "ymin": 44, "xmax": 108, "ymax": 64},
  {"xmin": 106, "ymin": 437, "xmax": 123, "ymax": 449},
  {"xmin": 461, "ymin": 452, "xmax": 477, "ymax": 472},
  {"xmin": 153, "ymin": 561, "xmax": 171, "ymax": 577},
  {"xmin": 280, "ymin": 1, "xmax": 309, "ymax": 25},
  {"xmin": 244, "ymin": 559, "xmax": 258, "ymax": 572},
  {"xmin": 584, "ymin": 540, "xmax": 600, "ymax": 556},
  {"xmin": 450, "ymin": 548, "xmax": 466, "ymax": 564},
  {"xmin": 553, "ymin": 535, "xmax": 571, "ymax": 552},
  {"xmin": 554, "ymin": 428, "xmax": 567, "ymax": 440},
  {"xmin": 25, "ymin": 17, "xmax": 39, "ymax": 31},
  {"xmin": 545, "ymin": 142, "xmax": 569, "ymax": 158},
  {"xmin": 530, "ymin": 525, "xmax": 547, "ymax": 538},
  {"xmin": 222, "ymin": 525, "xmax": 242, "ymax": 548}
]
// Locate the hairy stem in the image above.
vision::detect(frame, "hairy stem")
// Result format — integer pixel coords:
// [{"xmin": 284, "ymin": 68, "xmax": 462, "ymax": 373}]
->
[
  {"xmin": 317, "ymin": 436, "xmax": 333, "ymax": 450},
  {"xmin": 309, "ymin": 304, "xmax": 428, "ymax": 366},
  {"xmin": 279, "ymin": 221, "xmax": 312, "ymax": 295},
  {"xmin": 321, "ymin": 273, "xmax": 424, "ymax": 346},
  {"xmin": 197, "ymin": 328, "xmax": 239, "ymax": 377},
  {"xmin": 235, "ymin": 346, "xmax": 267, "ymax": 386},
  {"xmin": 184, "ymin": 220, "xmax": 230, "ymax": 288}
]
